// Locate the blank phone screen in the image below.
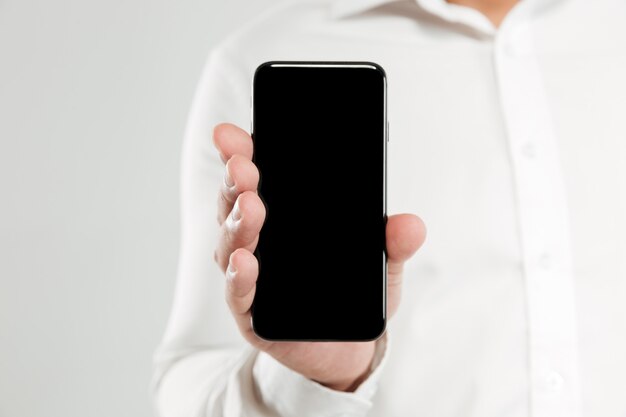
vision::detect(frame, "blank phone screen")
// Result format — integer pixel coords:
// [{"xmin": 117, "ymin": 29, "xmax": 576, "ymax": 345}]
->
[{"xmin": 251, "ymin": 62, "xmax": 387, "ymax": 341}]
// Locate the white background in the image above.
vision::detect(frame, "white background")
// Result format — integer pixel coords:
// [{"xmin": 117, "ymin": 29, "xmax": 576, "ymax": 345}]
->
[{"xmin": 0, "ymin": 0, "xmax": 289, "ymax": 415}]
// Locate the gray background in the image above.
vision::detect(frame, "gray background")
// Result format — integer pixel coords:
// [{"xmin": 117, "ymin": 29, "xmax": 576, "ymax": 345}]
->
[{"xmin": 0, "ymin": 0, "xmax": 289, "ymax": 415}]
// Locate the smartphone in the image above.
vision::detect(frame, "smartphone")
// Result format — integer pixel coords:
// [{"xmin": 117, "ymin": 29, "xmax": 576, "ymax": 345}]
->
[{"xmin": 250, "ymin": 61, "xmax": 387, "ymax": 341}]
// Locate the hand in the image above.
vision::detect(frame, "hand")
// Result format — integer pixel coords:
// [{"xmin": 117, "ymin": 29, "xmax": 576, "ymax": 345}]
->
[{"xmin": 212, "ymin": 122, "xmax": 427, "ymax": 392}]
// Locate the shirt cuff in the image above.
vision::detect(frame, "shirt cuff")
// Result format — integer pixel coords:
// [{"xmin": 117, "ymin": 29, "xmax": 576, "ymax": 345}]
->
[{"xmin": 252, "ymin": 332, "xmax": 389, "ymax": 417}]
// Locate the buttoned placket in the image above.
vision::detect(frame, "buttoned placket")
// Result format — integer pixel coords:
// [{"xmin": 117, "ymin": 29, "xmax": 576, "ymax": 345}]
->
[{"xmin": 492, "ymin": 4, "xmax": 583, "ymax": 417}]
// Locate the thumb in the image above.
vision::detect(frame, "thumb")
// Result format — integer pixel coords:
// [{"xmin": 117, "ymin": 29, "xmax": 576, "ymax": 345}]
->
[{"xmin": 386, "ymin": 214, "xmax": 427, "ymax": 277}]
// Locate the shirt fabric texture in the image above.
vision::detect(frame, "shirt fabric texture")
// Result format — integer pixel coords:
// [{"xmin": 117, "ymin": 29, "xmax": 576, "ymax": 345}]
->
[{"xmin": 152, "ymin": 0, "xmax": 626, "ymax": 416}]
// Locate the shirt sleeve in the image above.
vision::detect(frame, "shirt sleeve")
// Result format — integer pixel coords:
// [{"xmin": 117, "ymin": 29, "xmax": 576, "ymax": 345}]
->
[
  {"xmin": 151, "ymin": 42, "xmax": 389, "ymax": 417},
  {"xmin": 252, "ymin": 332, "xmax": 389, "ymax": 417}
]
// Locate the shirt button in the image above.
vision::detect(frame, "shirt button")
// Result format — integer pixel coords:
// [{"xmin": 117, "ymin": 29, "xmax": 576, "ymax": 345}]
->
[
  {"xmin": 545, "ymin": 370, "xmax": 565, "ymax": 392},
  {"xmin": 501, "ymin": 36, "xmax": 521, "ymax": 57},
  {"xmin": 520, "ymin": 142, "xmax": 536, "ymax": 159},
  {"xmin": 539, "ymin": 253, "xmax": 552, "ymax": 269},
  {"xmin": 502, "ymin": 41, "xmax": 518, "ymax": 57}
]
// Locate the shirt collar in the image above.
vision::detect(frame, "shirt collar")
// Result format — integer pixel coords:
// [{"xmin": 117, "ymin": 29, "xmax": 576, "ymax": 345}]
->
[
  {"xmin": 329, "ymin": 0, "xmax": 399, "ymax": 19},
  {"xmin": 329, "ymin": 0, "xmax": 567, "ymax": 36},
  {"xmin": 329, "ymin": 0, "xmax": 496, "ymax": 34}
]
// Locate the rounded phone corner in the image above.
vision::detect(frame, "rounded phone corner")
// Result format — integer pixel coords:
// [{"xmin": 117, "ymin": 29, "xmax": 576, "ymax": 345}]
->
[
  {"xmin": 361, "ymin": 62, "xmax": 387, "ymax": 91},
  {"xmin": 361, "ymin": 318, "xmax": 387, "ymax": 342},
  {"xmin": 249, "ymin": 315, "xmax": 276, "ymax": 342},
  {"xmin": 253, "ymin": 61, "xmax": 277, "ymax": 84},
  {"xmin": 365, "ymin": 61, "xmax": 387, "ymax": 79}
]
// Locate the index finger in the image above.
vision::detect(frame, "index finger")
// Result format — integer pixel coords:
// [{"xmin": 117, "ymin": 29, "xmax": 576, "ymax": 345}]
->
[{"xmin": 213, "ymin": 123, "xmax": 254, "ymax": 163}]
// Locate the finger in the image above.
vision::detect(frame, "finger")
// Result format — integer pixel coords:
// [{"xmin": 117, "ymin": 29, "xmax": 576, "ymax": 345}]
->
[
  {"xmin": 215, "ymin": 191, "xmax": 266, "ymax": 272},
  {"xmin": 213, "ymin": 123, "xmax": 253, "ymax": 163},
  {"xmin": 225, "ymin": 248, "xmax": 271, "ymax": 348},
  {"xmin": 385, "ymin": 214, "xmax": 426, "ymax": 318},
  {"xmin": 225, "ymin": 248, "xmax": 258, "ymax": 315},
  {"xmin": 386, "ymin": 214, "xmax": 427, "ymax": 278},
  {"xmin": 217, "ymin": 154, "xmax": 260, "ymax": 225}
]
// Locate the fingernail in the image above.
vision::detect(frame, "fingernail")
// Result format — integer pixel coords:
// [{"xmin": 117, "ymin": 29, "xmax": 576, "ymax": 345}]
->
[
  {"xmin": 227, "ymin": 262, "xmax": 237, "ymax": 277},
  {"xmin": 231, "ymin": 199, "xmax": 242, "ymax": 222},
  {"xmin": 224, "ymin": 168, "xmax": 235, "ymax": 188}
]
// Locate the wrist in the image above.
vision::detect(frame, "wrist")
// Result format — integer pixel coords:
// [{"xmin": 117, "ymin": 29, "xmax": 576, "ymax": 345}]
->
[{"xmin": 318, "ymin": 341, "xmax": 377, "ymax": 392}]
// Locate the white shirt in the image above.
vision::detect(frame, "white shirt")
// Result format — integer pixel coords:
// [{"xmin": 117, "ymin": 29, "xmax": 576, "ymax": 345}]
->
[{"xmin": 152, "ymin": 0, "xmax": 626, "ymax": 416}]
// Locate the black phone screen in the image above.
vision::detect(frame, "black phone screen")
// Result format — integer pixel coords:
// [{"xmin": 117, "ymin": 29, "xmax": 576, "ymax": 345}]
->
[{"xmin": 250, "ymin": 61, "xmax": 387, "ymax": 341}]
